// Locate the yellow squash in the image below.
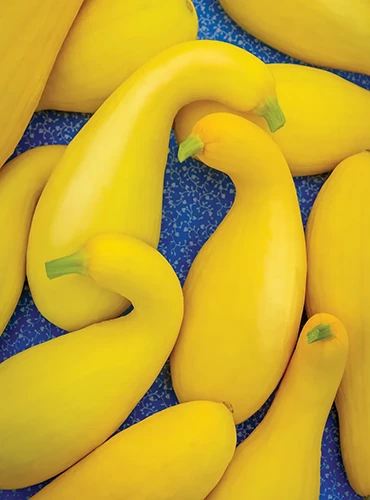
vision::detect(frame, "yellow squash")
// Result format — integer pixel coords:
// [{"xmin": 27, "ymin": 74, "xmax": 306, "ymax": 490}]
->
[
  {"xmin": 0, "ymin": 233, "xmax": 183, "ymax": 489},
  {"xmin": 174, "ymin": 63, "xmax": 370, "ymax": 176},
  {"xmin": 207, "ymin": 314, "xmax": 348, "ymax": 500},
  {"xmin": 32, "ymin": 401, "xmax": 236, "ymax": 500},
  {"xmin": 0, "ymin": 146, "xmax": 66, "ymax": 336},
  {"xmin": 0, "ymin": 0, "xmax": 84, "ymax": 168},
  {"xmin": 306, "ymin": 152, "xmax": 370, "ymax": 498},
  {"xmin": 39, "ymin": 0, "xmax": 198, "ymax": 113},
  {"xmin": 27, "ymin": 40, "xmax": 286, "ymax": 332},
  {"xmin": 170, "ymin": 113, "xmax": 306, "ymax": 425},
  {"xmin": 218, "ymin": 0, "xmax": 370, "ymax": 74}
]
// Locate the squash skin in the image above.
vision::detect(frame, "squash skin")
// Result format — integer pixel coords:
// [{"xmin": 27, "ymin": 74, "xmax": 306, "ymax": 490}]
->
[
  {"xmin": 0, "ymin": 0, "xmax": 84, "ymax": 168},
  {"xmin": 170, "ymin": 113, "xmax": 306, "ymax": 424},
  {"xmin": 174, "ymin": 63, "xmax": 370, "ymax": 176},
  {"xmin": 39, "ymin": 0, "xmax": 199, "ymax": 113},
  {"xmin": 31, "ymin": 402, "xmax": 236, "ymax": 500},
  {"xmin": 0, "ymin": 234, "xmax": 183, "ymax": 489},
  {"xmin": 306, "ymin": 151, "xmax": 370, "ymax": 497},
  {"xmin": 207, "ymin": 313, "xmax": 349, "ymax": 500},
  {"xmin": 0, "ymin": 146, "xmax": 66, "ymax": 336},
  {"xmin": 27, "ymin": 40, "xmax": 285, "ymax": 332},
  {"xmin": 218, "ymin": 0, "xmax": 370, "ymax": 74}
]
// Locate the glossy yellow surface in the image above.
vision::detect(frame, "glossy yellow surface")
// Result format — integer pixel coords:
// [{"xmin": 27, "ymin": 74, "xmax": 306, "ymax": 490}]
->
[
  {"xmin": 170, "ymin": 113, "xmax": 306, "ymax": 424},
  {"xmin": 0, "ymin": 146, "xmax": 65, "ymax": 336},
  {"xmin": 207, "ymin": 314, "xmax": 348, "ymax": 500},
  {"xmin": 174, "ymin": 63, "xmax": 370, "ymax": 176},
  {"xmin": 0, "ymin": 234, "xmax": 183, "ymax": 489},
  {"xmin": 39, "ymin": 0, "xmax": 199, "ymax": 113},
  {"xmin": 0, "ymin": 0, "xmax": 83, "ymax": 167},
  {"xmin": 219, "ymin": 0, "xmax": 370, "ymax": 74},
  {"xmin": 32, "ymin": 402, "xmax": 236, "ymax": 500},
  {"xmin": 27, "ymin": 40, "xmax": 285, "ymax": 332},
  {"xmin": 306, "ymin": 152, "xmax": 370, "ymax": 497}
]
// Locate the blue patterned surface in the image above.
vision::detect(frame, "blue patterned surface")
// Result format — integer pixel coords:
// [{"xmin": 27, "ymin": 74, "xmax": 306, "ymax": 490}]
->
[{"xmin": 1, "ymin": 0, "xmax": 369, "ymax": 498}]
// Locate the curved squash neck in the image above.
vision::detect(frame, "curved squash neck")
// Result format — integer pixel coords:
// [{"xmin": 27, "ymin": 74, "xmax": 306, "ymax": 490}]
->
[
  {"xmin": 114, "ymin": 42, "xmax": 265, "ymax": 119},
  {"xmin": 211, "ymin": 144, "xmax": 292, "ymax": 189},
  {"xmin": 178, "ymin": 114, "xmax": 292, "ymax": 189},
  {"xmin": 263, "ymin": 341, "xmax": 344, "ymax": 440},
  {"xmin": 85, "ymin": 42, "xmax": 281, "ymax": 178},
  {"xmin": 46, "ymin": 236, "xmax": 183, "ymax": 329},
  {"xmin": 103, "ymin": 251, "xmax": 183, "ymax": 327}
]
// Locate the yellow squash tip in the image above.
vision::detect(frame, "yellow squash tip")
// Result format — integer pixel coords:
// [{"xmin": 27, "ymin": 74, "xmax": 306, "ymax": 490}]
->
[
  {"xmin": 306, "ymin": 323, "xmax": 334, "ymax": 344},
  {"xmin": 222, "ymin": 401, "xmax": 234, "ymax": 414},
  {"xmin": 45, "ymin": 250, "xmax": 88, "ymax": 280},
  {"xmin": 178, "ymin": 133, "xmax": 205, "ymax": 162},
  {"xmin": 186, "ymin": 0, "xmax": 195, "ymax": 12}
]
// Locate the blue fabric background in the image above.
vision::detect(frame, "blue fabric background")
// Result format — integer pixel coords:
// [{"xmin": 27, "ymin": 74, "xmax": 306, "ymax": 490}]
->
[{"xmin": 1, "ymin": 0, "xmax": 369, "ymax": 498}]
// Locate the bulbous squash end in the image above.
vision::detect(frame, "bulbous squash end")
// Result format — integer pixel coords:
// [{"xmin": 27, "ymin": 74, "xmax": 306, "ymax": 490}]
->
[
  {"xmin": 45, "ymin": 249, "xmax": 88, "ymax": 280},
  {"xmin": 178, "ymin": 134, "xmax": 205, "ymax": 162},
  {"xmin": 255, "ymin": 97, "xmax": 286, "ymax": 133},
  {"xmin": 306, "ymin": 323, "xmax": 334, "ymax": 344}
]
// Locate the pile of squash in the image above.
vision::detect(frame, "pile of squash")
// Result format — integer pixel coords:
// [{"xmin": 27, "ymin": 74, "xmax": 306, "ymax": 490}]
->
[{"xmin": 0, "ymin": 0, "xmax": 369, "ymax": 498}]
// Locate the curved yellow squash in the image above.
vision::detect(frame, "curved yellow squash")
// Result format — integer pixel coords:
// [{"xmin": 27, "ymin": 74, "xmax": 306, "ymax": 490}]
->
[
  {"xmin": 218, "ymin": 0, "xmax": 370, "ymax": 74},
  {"xmin": 0, "ymin": 233, "xmax": 183, "ymax": 489},
  {"xmin": 207, "ymin": 314, "xmax": 348, "ymax": 499},
  {"xmin": 0, "ymin": 146, "xmax": 66, "ymax": 336},
  {"xmin": 0, "ymin": 0, "xmax": 83, "ymax": 168},
  {"xmin": 174, "ymin": 63, "xmax": 370, "ymax": 176},
  {"xmin": 27, "ymin": 40, "xmax": 285, "ymax": 332},
  {"xmin": 306, "ymin": 152, "xmax": 370, "ymax": 497},
  {"xmin": 32, "ymin": 401, "xmax": 236, "ymax": 500},
  {"xmin": 170, "ymin": 113, "xmax": 306, "ymax": 424},
  {"xmin": 39, "ymin": 0, "xmax": 199, "ymax": 113}
]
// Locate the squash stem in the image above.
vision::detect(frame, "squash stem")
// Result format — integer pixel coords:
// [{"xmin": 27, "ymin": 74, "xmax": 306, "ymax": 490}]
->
[
  {"xmin": 45, "ymin": 249, "xmax": 88, "ymax": 280},
  {"xmin": 255, "ymin": 97, "xmax": 286, "ymax": 133},
  {"xmin": 186, "ymin": 0, "xmax": 195, "ymax": 12},
  {"xmin": 223, "ymin": 402, "xmax": 234, "ymax": 414},
  {"xmin": 306, "ymin": 323, "xmax": 334, "ymax": 344},
  {"xmin": 178, "ymin": 133, "xmax": 205, "ymax": 162}
]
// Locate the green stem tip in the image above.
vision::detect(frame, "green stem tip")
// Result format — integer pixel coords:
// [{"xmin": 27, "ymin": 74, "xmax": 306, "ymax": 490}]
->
[
  {"xmin": 45, "ymin": 249, "xmax": 88, "ymax": 280},
  {"xmin": 306, "ymin": 323, "xmax": 334, "ymax": 344},
  {"xmin": 178, "ymin": 133, "xmax": 205, "ymax": 163},
  {"xmin": 256, "ymin": 97, "xmax": 286, "ymax": 133}
]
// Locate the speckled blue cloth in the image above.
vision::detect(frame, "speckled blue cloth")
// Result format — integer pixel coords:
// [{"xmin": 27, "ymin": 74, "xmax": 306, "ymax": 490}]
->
[{"xmin": 0, "ymin": 1, "xmax": 369, "ymax": 498}]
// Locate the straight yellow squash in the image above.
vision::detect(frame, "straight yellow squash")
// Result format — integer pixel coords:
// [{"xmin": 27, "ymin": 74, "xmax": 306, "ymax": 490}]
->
[
  {"xmin": 32, "ymin": 402, "xmax": 236, "ymax": 500},
  {"xmin": 170, "ymin": 113, "xmax": 306, "ymax": 424},
  {"xmin": 218, "ymin": 0, "xmax": 370, "ymax": 74},
  {"xmin": 306, "ymin": 151, "xmax": 370, "ymax": 498},
  {"xmin": 174, "ymin": 63, "xmax": 370, "ymax": 176},
  {"xmin": 39, "ymin": 0, "xmax": 199, "ymax": 113},
  {"xmin": 207, "ymin": 314, "xmax": 348, "ymax": 499},
  {"xmin": 27, "ymin": 40, "xmax": 286, "ymax": 332},
  {"xmin": 0, "ymin": 0, "xmax": 84, "ymax": 167},
  {"xmin": 0, "ymin": 146, "xmax": 65, "ymax": 336},
  {"xmin": 0, "ymin": 233, "xmax": 183, "ymax": 489}
]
